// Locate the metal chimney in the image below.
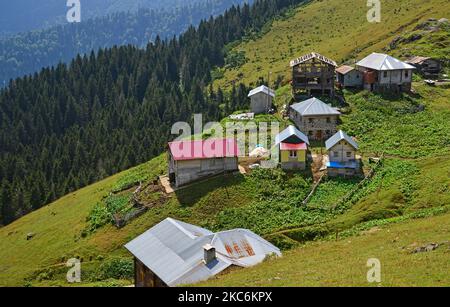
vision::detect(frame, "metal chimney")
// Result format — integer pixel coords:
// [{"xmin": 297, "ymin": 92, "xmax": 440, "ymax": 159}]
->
[{"xmin": 203, "ymin": 244, "xmax": 216, "ymax": 265}]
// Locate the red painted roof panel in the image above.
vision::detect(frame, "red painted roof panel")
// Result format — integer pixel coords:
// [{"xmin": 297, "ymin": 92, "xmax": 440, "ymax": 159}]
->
[
  {"xmin": 169, "ymin": 138, "xmax": 239, "ymax": 161},
  {"xmin": 280, "ymin": 142, "xmax": 307, "ymax": 150}
]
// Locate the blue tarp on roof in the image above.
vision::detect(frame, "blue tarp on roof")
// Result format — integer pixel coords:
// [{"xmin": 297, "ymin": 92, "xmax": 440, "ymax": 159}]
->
[{"xmin": 327, "ymin": 161, "xmax": 358, "ymax": 169}]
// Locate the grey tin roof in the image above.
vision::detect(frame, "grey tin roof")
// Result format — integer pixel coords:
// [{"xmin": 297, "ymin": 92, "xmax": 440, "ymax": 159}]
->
[
  {"xmin": 125, "ymin": 218, "xmax": 281, "ymax": 287},
  {"xmin": 325, "ymin": 130, "xmax": 359, "ymax": 150},
  {"xmin": 356, "ymin": 53, "xmax": 415, "ymax": 71},
  {"xmin": 291, "ymin": 97, "xmax": 341, "ymax": 116},
  {"xmin": 248, "ymin": 85, "xmax": 275, "ymax": 98},
  {"xmin": 275, "ymin": 125, "xmax": 310, "ymax": 146}
]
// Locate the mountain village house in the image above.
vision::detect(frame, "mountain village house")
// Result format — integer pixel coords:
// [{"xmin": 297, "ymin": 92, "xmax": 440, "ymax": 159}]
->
[
  {"xmin": 248, "ymin": 85, "xmax": 275, "ymax": 114},
  {"xmin": 275, "ymin": 125, "xmax": 310, "ymax": 170},
  {"xmin": 336, "ymin": 65, "xmax": 364, "ymax": 88},
  {"xmin": 325, "ymin": 130, "xmax": 360, "ymax": 177},
  {"xmin": 290, "ymin": 52, "xmax": 337, "ymax": 98},
  {"xmin": 356, "ymin": 53, "xmax": 415, "ymax": 93},
  {"xmin": 168, "ymin": 138, "xmax": 239, "ymax": 187},
  {"xmin": 406, "ymin": 56, "xmax": 441, "ymax": 78},
  {"xmin": 125, "ymin": 218, "xmax": 281, "ymax": 287},
  {"xmin": 289, "ymin": 97, "xmax": 341, "ymax": 141}
]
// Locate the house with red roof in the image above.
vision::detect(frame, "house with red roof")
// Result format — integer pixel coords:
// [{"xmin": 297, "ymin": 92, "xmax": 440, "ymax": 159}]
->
[
  {"xmin": 275, "ymin": 126, "xmax": 310, "ymax": 170},
  {"xmin": 168, "ymin": 138, "xmax": 239, "ymax": 187}
]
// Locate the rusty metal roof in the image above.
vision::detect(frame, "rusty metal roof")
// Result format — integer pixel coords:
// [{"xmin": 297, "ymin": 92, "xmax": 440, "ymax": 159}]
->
[
  {"xmin": 406, "ymin": 56, "xmax": 432, "ymax": 65},
  {"xmin": 125, "ymin": 218, "xmax": 281, "ymax": 286},
  {"xmin": 290, "ymin": 52, "xmax": 337, "ymax": 67},
  {"xmin": 336, "ymin": 65, "xmax": 355, "ymax": 75}
]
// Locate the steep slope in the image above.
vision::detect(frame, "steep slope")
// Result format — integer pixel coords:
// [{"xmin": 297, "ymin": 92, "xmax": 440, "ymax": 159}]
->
[
  {"xmin": 0, "ymin": 0, "xmax": 449, "ymax": 287},
  {"xmin": 198, "ymin": 211, "xmax": 450, "ymax": 287},
  {"xmin": 214, "ymin": 0, "xmax": 450, "ymax": 89}
]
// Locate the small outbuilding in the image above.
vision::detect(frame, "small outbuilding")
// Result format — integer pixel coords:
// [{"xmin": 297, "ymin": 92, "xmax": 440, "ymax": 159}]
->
[
  {"xmin": 336, "ymin": 65, "xmax": 363, "ymax": 88},
  {"xmin": 290, "ymin": 97, "xmax": 341, "ymax": 141},
  {"xmin": 248, "ymin": 85, "xmax": 275, "ymax": 114},
  {"xmin": 356, "ymin": 53, "xmax": 415, "ymax": 93},
  {"xmin": 275, "ymin": 125, "xmax": 310, "ymax": 170},
  {"xmin": 168, "ymin": 138, "xmax": 239, "ymax": 187},
  {"xmin": 125, "ymin": 218, "xmax": 282, "ymax": 287},
  {"xmin": 325, "ymin": 130, "xmax": 360, "ymax": 177},
  {"xmin": 406, "ymin": 56, "xmax": 441, "ymax": 78}
]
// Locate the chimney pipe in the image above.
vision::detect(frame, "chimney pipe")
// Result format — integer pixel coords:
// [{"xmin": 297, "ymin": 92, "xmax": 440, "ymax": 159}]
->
[{"xmin": 203, "ymin": 244, "xmax": 216, "ymax": 265}]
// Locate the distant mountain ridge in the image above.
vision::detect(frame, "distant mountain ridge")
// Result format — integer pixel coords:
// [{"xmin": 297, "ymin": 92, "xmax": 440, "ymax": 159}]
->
[
  {"xmin": 0, "ymin": 0, "xmax": 222, "ymax": 38},
  {"xmin": 0, "ymin": 0, "xmax": 252, "ymax": 85}
]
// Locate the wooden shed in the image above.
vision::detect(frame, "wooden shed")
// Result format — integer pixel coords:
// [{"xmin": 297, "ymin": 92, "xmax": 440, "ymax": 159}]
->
[
  {"xmin": 168, "ymin": 138, "xmax": 239, "ymax": 187},
  {"xmin": 406, "ymin": 56, "xmax": 441, "ymax": 78},
  {"xmin": 336, "ymin": 65, "xmax": 363, "ymax": 88},
  {"xmin": 290, "ymin": 52, "xmax": 337, "ymax": 98}
]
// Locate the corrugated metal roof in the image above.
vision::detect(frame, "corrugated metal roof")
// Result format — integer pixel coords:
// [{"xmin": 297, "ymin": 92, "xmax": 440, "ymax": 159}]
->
[
  {"xmin": 168, "ymin": 138, "xmax": 239, "ymax": 161},
  {"xmin": 356, "ymin": 53, "xmax": 415, "ymax": 71},
  {"xmin": 275, "ymin": 125, "xmax": 310, "ymax": 146},
  {"xmin": 248, "ymin": 85, "xmax": 275, "ymax": 98},
  {"xmin": 291, "ymin": 97, "xmax": 341, "ymax": 116},
  {"xmin": 290, "ymin": 52, "xmax": 337, "ymax": 67},
  {"xmin": 336, "ymin": 65, "xmax": 355, "ymax": 75},
  {"xmin": 125, "ymin": 219, "xmax": 281, "ymax": 287},
  {"xmin": 325, "ymin": 130, "xmax": 359, "ymax": 150}
]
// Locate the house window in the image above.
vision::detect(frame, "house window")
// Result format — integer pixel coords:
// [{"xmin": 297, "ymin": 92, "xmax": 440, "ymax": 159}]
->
[
  {"xmin": 326, "ymin": 130, "xmax": 331, "ymax": 135},
  {"xmin": 383, "ymin": 71, "xmax": 388, "ymax": 78},
  {"xmin": 346, "ymin": 152, "xmax": 352, "ymax": 158},
  {"xmin": 290, "ymin": 151, "xmax": 298, "ymax": 158},
  {"xmin": 333, "ymin": 151, "xmax": 339, "ymax": 158},
  {"xmin": 326, "ymin": 117, "xmax": 331, "ymax": 123},
  {"xmin": 308, "ymin": 131, "xmax": 313, "ymax": 136},
  {"xmin": 308, "ymin": 118, "xmax": 314, "ymax": 124},
  {"xmin": 405, "ymin": 70, "xmax": 409, "ymax": 78}
]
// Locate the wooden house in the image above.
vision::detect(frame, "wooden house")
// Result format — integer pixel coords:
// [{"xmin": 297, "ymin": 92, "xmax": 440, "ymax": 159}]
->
[
  {"xmin": 356, "ymin": 53, "xmax": 415, "ymax": 93},
  {"xmin": 275, "ymin": 126, "xmax": 310, "ymax": 170},
  {"xmin": 325, "ymin": 130, "xmax": 360, "ymax": 177},
  {"xmin": 289, "ymin": 97, "xmax": 341, "ymax": 141},
  {"xmin": 290, "ymin": 52, "xmax": 337, "ymax": 98},
  {"xmin": 168, "ymin": 138, "xmax": 239, "ymax": 187},
  {"xmin": 125, "ymin": 218, "xmax": 281, "ymax": 287},
  {"xmin": 248, "ymin": 85, "xmax": 275, "ymax": 114},
  {"xmin": 336, "ymin": 65, "xmax": 363, "ymax": 88},
  {"xmin": 406, "ymin": 56, "xmax": 441, "ymax": 78}
]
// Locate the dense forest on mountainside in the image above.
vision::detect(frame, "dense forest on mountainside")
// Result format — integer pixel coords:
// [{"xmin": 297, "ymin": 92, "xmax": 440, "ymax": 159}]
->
[
  {"xmin": 0, "ymin": 0, "xmax": 306, "ymax": 226},
  {"xmin": 0, "ymin": 0, "xmax": 253, "ymax": 84},
  {"xmin": 0, "ymin": 0, "xmax": 217, "ymax": 38}
]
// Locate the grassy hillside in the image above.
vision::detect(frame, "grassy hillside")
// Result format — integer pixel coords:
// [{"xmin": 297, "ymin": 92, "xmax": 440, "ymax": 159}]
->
[
  {"xmin": 0, "ymin": 0, "xmax": 449, "ymax": 287},
  {"xmin": 215, "ymin": 0, "xmax": 450, "ymax": 89},
  {"xmin": 198, "ymin": 211, "xmax": 450, "ymax": 287}
]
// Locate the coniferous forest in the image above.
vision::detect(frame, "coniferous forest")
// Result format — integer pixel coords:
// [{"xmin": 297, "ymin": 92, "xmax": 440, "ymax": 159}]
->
[{"xmin": 0, "ymin": 0, "xmax": 306, "ymax": 225}]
